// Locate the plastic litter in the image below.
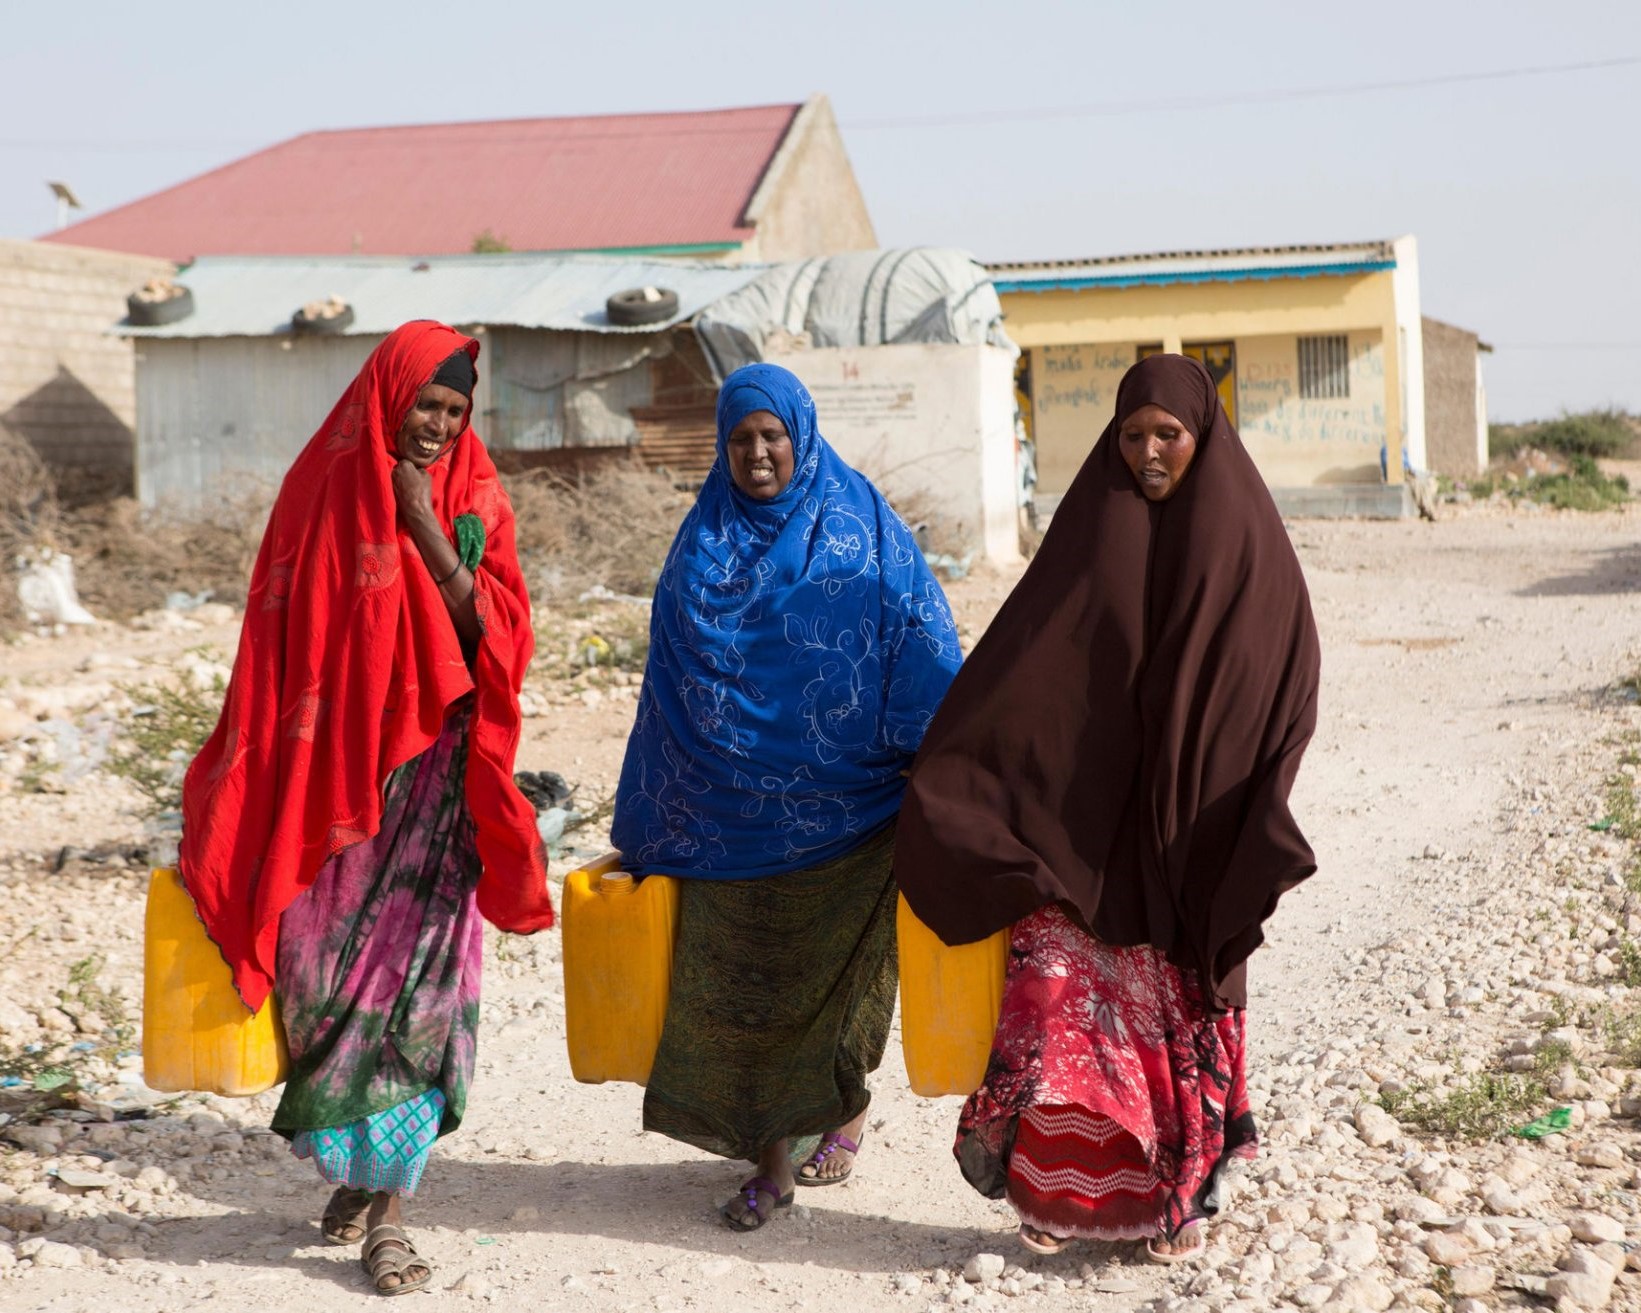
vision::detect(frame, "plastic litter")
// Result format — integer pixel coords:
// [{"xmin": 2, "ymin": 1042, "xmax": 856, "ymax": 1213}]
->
[
  {"xmin": 924, "ymin": 552, "xmax": 974, "ymax": 582},
  {"xmin": 1511, "ymin": 1106, "xmax": 1573, "ymax": 1139},
  {"xmin": 164, "ymin": 588, "xmax": 215, "ymax": 612},
  {"xmin": 514, "ymin": 771, "xmax": 574, "ymax": 811},
  {"xmin": 578, "ymin": 584, "xmax": 651, "ymax": 608},
  {"xmin": 536, "ymin": 807, "xmax": 585, "ymax": 855},
  {"xmin": 15, "ymin": 549, "xmax": 96, "ymax": 627}
]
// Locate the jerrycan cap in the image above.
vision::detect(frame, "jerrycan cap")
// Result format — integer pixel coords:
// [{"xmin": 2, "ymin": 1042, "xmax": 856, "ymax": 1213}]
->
[{"xmin": 599, "ymin": 870, "xmax": 636, "ymax": 892}]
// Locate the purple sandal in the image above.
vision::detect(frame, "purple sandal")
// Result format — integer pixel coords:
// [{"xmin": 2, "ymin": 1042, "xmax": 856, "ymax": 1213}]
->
[
  {"xmin": 797, "ymin": 1132, "xmax": 861, "ymax": 1187},
  {"xmin": 720, "ymin": 1176, "xmax": 794, "ymax": 1231}
]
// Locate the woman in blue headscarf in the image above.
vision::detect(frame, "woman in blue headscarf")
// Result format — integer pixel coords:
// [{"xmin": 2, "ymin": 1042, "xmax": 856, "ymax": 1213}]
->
[{"xmin": 612, "ymin": 362, "xmax": 962, "ymax": 1230}]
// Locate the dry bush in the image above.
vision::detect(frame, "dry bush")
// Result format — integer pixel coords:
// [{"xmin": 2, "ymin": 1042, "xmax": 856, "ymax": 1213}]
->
[
  {"xmin": 503, "ymin": 460, "xmax": 691, "ymax": 603},
  {"xmin": 58, "ymin": 483, "xmax": 275, "ymax": 621},
  {"xmin": 0, "ymin": 423, "xmax": 63, "ymax": 633}
]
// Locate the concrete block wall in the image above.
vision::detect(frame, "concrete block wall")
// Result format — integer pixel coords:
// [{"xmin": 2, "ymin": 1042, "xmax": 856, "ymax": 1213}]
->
[
  {"xmin": 1421, "ymin": 316, "xmax": 1486, "ymax": 477},
  {"xmin": 0, "ymin": 239, "xmax": 173, "ymax": 501}
]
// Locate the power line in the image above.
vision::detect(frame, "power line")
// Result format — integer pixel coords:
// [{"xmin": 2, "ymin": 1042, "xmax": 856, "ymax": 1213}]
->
[
  {"xmin": 1490, "ymin": 343, "xmax": 1641, "ymax": 351},
  {"xmin": 1, "ymin": 54, "xmax": 1635, "ymax": 153},
  {"xmin": 844, "ymin": 54, "xmax": 1641, "ymax": 130}
]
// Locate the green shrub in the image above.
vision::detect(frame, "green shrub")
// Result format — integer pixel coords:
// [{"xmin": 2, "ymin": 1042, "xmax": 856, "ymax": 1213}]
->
[
  {"xmin": 107, "ymin": 673, "xmax": 226, "ymax": 816},
  {"xmin": 1490, "ymin": 408, "xmax": 1639, "ymax": 461},
  {"xmin": 1529, "ymin": 455, "xmax": 1630, "ymax": 511}
]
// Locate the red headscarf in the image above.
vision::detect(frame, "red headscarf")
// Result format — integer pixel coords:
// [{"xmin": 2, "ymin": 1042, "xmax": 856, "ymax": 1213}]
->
[
  {"xmin": 179, "ymin": 320, "xmax": 554, "ymax": 1011},
  {"xmin": 894, "ymin": 354, "xmax": 1319, "ymax": 1008}
]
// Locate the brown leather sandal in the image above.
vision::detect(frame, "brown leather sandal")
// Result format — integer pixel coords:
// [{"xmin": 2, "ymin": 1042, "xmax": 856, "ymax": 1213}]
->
[
  {"xmin": 360, "ymin": 1224, "xmax": 431, "ymax": 1295},
  {"xmin": 320, "ymin": 1186, "xmax": 372, "ymax": 1245}
]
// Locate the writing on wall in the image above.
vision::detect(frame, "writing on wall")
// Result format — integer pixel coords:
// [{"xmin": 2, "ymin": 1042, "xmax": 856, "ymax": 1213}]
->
[
  {"xmin": 807, "ymin": 381, "xmax": 917, "ymax": 426},
  {"xmin": 1031, "ymin": 343, "xmax": 1133, "ymax": 493}
]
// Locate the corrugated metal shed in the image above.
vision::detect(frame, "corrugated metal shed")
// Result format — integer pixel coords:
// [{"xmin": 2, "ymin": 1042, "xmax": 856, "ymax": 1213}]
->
[
  {"xmin": 989, "ymin": 241, "xmax": 1398, "ymax": 292},
  {"xmin": 119, "ymin": 253, "xmax": 767, "ymax": 338},
  {"xmin": 46, "ymin": 103, "xmax": 801, "ymax": 261}
]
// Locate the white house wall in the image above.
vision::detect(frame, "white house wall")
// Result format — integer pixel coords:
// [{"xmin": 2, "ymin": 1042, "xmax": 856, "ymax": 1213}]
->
[{"xmin": 764, "ymin": 343, "xmax": 1021, "ymax": 564}]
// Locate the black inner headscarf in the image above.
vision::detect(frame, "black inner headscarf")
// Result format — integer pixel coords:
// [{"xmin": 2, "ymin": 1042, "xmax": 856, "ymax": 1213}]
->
[{"xmin": 431, "ymin": 348, "xmax": 476, "ymax": 399}]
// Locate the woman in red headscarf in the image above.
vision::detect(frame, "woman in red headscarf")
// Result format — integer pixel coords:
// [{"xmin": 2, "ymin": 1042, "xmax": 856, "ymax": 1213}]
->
[
  {"xmin": 896, "ymin": 354, "xmax": 1320, "ymax": 1262},
  {"xmin": 179, "ymin": 321, "xmax": 554, "ymax": 1294}
]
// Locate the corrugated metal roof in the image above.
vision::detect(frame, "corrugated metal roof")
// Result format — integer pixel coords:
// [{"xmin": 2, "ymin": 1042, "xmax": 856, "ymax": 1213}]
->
[
  {"xmin": 989, "ymin": 240, "xmax": 1398, "ymax": 292},
  {"xmin": 45, "ymin": 104, "xmax": 801, "ymax": 262},
  {"xmin": 116, "ymin": 253, "xmax": 770, "ymax": 337}
]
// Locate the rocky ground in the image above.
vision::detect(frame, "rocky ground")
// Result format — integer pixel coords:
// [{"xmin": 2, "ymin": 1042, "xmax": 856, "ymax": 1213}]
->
[{"xmin": 3, "ymin": 503, "xmax": 1641, "ymax": 1311}]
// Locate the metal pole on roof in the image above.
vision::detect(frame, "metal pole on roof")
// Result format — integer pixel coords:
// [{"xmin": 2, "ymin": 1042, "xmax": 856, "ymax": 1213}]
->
[{"xmin": 47, "ymin": 181, "xmax": 82, "ymax": 231}]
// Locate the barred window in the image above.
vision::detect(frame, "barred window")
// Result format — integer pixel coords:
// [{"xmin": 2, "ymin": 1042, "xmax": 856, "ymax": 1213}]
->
[{"xmin": 1298, "ymin": 335, "xmax": 1350, "ymax": 400}]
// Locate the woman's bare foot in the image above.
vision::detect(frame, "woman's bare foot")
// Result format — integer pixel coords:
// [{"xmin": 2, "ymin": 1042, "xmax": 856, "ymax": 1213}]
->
[
  {"xmin": 1018, "ymin": 1223, "xmax": 1075, "ymax": 1254},
  {"xmin": 797, "ymin": 1108, "xmax": 868, "ymax": 1184},
  {"xmin": 1146, "ymin": 1220, "xmax": 1205, "ymax": 1263}
]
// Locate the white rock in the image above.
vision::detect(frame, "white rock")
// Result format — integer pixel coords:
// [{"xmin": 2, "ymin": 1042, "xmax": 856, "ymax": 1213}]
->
[
  {"xmin": 1449, "ymin": 1265, "xmax": 1495, "ymax": 1296},
  {"xmin": 1353, "ymin": 1103, "xmax": 1400, "ymax": 1148},
  {"xmin": 1569, "ymin": 1212, "xmax": 1626, "ymax": 1244},
  {"xmin": 963, "ymin": 1253, "xmax": 1005, "ymax": 1285},
  {"xmin": 1290, "ymin": 1284, "xmax": 1333, "ymax": 1309},
  {"xmin": 25, "ymin": 1239, "xmax": 81, "ymax": 1268},
  {"xmin": 1425, "ymin": 1232, "xmax": 1472, "ymax": 1266},
  {"xmin": 1546, "ymin": 1268, "xmax": 1616, "ymax": 1309},
  {"xmin": 1576, "ymin": 1142, "xmax": 1624, "ymax": 1169},
  {"xmin": 1393, "ymin": 1195, "xmax": 1447, "ymax": 1224},
  {"xmin": 1325, "ymin": 1221, "xmax": 1379, "ymax": 1270},
  {"xmin": 1450, "ymin": 1218, "xmax": 1495, "ymax": 1254},
  {"xmin": 1329, "ymin": 1274, "xmax": 1393, "ymax": 1311},
  {"xmin": 1480, "ymin": 1176, "xmax": 1524, "ymax": 1215},
  {"xmin": 892, "ymin": 1273, "xmax": 922, "ymax": 1294}
]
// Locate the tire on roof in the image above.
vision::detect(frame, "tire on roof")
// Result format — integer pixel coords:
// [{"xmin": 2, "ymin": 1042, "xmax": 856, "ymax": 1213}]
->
[
  {"xmin": 606, "ymin": 286, "xmax": 680, "ymax": 327},
  {"xmin": 127, "ymin": 283, "xmax": 194, "ymax": 327},
  {"xmin": 291, "ymin": 300, "xmax": 355, "ymax": 335}
]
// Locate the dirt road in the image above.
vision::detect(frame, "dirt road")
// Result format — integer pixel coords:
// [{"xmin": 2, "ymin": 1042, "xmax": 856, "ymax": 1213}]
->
[{"xmin": 4, "ymin": 504, "xmax": 1641, "ymax": 1311}]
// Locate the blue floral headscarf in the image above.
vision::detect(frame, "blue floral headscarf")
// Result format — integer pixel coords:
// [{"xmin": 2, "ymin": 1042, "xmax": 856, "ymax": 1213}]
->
[{"xmin": 612, "ymin": 363, "xmax": 962, "ymax": 878}]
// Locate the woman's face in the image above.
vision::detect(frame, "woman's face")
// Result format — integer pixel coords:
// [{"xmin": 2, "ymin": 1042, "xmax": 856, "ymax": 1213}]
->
[
  {"xmin": 395, "ymin": 383, "xmax": 469, "ymax": 467},
  {"xmin": 725, "ymin": 409, "xmax": 795, "ymax": 500},
  {"xmin": 1119, "ymin": 404, "xmax": 1198, "ymax": 501}
]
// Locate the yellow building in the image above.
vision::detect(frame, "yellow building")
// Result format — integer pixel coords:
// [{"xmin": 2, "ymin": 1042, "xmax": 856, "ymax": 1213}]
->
[{"xmin": 993, "ymin": 237, "xmax": 1430, "ymax": 513}]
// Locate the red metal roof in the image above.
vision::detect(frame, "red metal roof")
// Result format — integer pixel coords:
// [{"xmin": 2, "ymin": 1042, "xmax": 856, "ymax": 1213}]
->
[{"xmin": 43, "ymin": 104, "xmax": 802, "ymax": 262}]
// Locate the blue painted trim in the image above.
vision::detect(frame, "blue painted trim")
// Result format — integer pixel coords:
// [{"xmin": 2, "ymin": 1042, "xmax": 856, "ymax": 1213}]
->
[{"xmin": 993, "ymin": 259, "xmax": 1397, "ymax": 294}]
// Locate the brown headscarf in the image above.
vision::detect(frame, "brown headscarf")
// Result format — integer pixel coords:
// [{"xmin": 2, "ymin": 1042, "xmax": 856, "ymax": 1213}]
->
[{"xmin": 893, "ymin": 354, "xmax": 1320, "ymax": 1008}]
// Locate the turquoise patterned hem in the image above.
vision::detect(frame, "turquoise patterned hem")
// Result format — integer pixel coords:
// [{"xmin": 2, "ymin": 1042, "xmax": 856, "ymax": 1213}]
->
[{"xmin": 291, "ymin": 1088, "xmax": 446, "ymax": 1197}]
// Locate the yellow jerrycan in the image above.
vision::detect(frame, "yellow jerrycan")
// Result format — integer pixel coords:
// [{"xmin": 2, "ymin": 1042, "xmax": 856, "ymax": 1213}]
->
[
  {"xmin": 143, "ymin": 867, "xmax": 288, "ymax": 1096},
  {"xmin": 561, "ymin": 852, "xmax": 680, "ymax": 1085},
  {"xmin": 896, "ymin": 894, "xmax": 1009, "ymax": 1096}
]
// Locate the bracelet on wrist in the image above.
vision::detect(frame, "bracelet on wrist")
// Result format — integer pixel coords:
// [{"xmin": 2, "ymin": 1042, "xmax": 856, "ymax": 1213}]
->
[{"xmin": 432, "ymin": 559, "xmax": 462, "ymax": 587}]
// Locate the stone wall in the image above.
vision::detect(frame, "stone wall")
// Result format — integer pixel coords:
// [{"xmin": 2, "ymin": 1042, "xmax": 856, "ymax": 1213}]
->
[
  {"xmin": 0, "ymin": 239, "xmax": 172, "ymax": 502},
  {"xmin": 743, "ymin": 97, "xmax": 877, "ymax": 263},
  {"xmin": 1422, "ymin": 316, "xmax": 1486, "ymax": 477}
]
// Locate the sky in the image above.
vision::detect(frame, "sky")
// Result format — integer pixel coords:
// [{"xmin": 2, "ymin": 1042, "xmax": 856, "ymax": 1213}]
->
[{"xmin": 6, "ymin": 0, "xmax": 1638, "ymax": 421}]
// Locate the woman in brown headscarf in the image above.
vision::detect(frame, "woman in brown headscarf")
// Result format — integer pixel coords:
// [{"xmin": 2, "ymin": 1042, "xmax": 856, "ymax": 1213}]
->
[{"xmin": 894, "ymin": 353, "xmax": 1320, "ymax": 1260}]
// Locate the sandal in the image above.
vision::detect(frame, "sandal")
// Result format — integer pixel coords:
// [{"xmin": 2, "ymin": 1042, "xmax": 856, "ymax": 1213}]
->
[
  {"xmin": 720, "ymin": 1176, "xmax": 794, "ymax": 1232},
  {"xmin": 797, "ymin": 1132, "xmax": 861, "ymax": 1187},
  {"xmin": 1146, "ymin": 1220, "xmax": 1205, "ymax": 1264},
  {"xmin": 321, "ymin": 1186, "xmax": 373, "ymax": 1245},
  {"xmin": 360, "ymin": 1224, "xmax": 432, "ymax": 1296},
  {"xmin": 1018, "ymin": 1223, "xmax": 1075, "ymax": 1255}
]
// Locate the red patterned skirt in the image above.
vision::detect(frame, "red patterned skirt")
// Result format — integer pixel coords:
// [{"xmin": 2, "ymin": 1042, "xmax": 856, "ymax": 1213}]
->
[{"xmin": 954, "ymin": 904, "xmax": 1257, "ymax": 1242}]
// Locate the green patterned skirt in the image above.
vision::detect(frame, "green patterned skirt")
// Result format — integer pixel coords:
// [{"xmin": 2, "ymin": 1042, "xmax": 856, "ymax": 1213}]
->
[{"xmin": 642, "ymin": 825, "xmax": 899, "ymax": 1162}]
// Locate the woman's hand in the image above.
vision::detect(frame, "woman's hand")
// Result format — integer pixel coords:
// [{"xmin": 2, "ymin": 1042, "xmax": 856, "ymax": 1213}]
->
[{"xmin": 392, "ymin": 459, "xmax": 437, "ymax": 528}]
